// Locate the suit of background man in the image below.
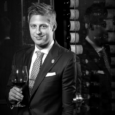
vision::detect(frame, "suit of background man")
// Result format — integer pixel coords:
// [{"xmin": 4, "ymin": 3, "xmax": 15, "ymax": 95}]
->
[
  {"xmin": 78, "ymin": 2, "xmax": 111, "ymax": 115},
  {"xmin": 5, "ymin": 2, "xmax": 81, "ymax": 115}
]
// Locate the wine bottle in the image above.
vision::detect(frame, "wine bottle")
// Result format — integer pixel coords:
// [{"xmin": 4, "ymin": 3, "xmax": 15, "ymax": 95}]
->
[
  {"xmin": 63, "ymin": 0, "xmax": 70, "ymax": 9},
  {"xmin": 63, "ymin": 9, "xmax": 70, "ymax": 19},
  {"xmin": 63, "ymin": 9, "xmax": 79, "ymax": 20}
]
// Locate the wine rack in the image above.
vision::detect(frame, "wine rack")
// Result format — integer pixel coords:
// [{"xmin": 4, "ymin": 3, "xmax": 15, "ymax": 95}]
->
[
  {"xmin": 63, "ymin": 0, "xmax": 83, "ymax": 54},
  {"xmin": 105, "ymin": 0, "xmax": 115, "ymax": 114},
  {"xmin": 61, "ymin": 0, "xmax": 115, "ymax": 115},
  {"xmin": 62, "ymin": 0, "xmax": 84, "ymax": 114}
]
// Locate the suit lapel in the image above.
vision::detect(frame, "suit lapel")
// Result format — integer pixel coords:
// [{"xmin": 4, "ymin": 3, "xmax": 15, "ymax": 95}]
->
[
  {"xmin": 84, "ymin": 40, "xmax": 103, "ymax": 68},
  {"xmin": 85, "ymin": 40, "xmax": 110, "ymax": 71},
  {"xmin": 30, "ymin": 42, "xmax": 62, "ymax": 99},
  {"xmin": 85, "ymin": 40, "xmax": 100, "ymax": 58}
]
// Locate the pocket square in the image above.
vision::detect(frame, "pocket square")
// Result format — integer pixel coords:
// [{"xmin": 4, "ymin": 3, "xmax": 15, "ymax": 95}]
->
[{"xmin": 46, "ymin": 72, "xmax": 56, "ymax": 77}]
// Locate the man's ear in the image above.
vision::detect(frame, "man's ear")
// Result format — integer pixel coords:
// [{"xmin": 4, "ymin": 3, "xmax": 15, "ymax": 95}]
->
[{"xmin": 52, "ymin": 25, "xmax": 56, "ymax": 31}]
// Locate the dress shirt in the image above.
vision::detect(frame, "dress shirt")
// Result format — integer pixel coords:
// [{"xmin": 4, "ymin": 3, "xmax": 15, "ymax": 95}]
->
[{"xmin": 29, "ymin": 41, "xmax": 54, "ymax": 78}]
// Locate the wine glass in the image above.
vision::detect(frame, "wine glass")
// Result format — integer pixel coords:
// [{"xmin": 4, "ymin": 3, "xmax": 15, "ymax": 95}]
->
[{"xmin": 11, "ymin": 65, "xmax": 28, "ymax": 107}]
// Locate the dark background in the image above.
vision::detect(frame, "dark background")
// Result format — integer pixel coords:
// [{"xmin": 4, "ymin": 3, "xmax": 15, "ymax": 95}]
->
[{"xmin": 0, "ymin": 0, "xmax": 115, "ymax": 115}]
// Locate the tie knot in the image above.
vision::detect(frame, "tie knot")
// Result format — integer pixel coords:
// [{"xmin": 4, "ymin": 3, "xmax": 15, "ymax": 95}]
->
[{"xmin": 36, "ymin": 51, "xmax": 44, "ymax": 58}]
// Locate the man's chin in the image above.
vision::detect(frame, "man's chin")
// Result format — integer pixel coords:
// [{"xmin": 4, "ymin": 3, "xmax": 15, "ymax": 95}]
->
[
  {"xmin": 35, "ymin": 43, "xmax": 49, "ymax": 49},
  {"xmin": 95, "ymin": 41, "xmax": 105, "ymax": 47}
]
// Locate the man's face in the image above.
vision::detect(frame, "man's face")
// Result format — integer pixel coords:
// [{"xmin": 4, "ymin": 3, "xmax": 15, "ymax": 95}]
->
[
  {"xmin": 29, "ymin": 15, "xmax": 54, "ymax": 49},
  {"xmin": 92, "ymin": 25, "xmax": 108, "ymax": 47}
]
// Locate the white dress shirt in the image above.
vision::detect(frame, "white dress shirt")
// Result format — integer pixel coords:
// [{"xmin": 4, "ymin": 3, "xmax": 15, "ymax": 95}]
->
[{"xmin": 29, "ymin": 41, "xmax": 54, "ymax": 78}]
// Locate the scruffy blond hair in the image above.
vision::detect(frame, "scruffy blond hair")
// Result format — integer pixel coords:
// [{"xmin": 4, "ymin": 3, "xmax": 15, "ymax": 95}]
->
[{"xmin": 28, "ymin": 2, "xmax": 57, "ymax": 30}]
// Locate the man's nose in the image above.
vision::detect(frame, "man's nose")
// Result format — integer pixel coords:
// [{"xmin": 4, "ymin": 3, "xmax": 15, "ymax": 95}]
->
[{"xmin": 36, "ymin": 27, "xmax": 41, "ymax": 34}]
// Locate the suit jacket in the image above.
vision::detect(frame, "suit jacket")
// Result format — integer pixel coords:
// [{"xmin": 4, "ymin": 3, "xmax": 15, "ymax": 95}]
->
[
  {"xmin": 78, "ymin": 40, "xmax": 111, "ymax": 115},
  {"xmin": 6, "ymin": 42, "xmax": 80, "ymax": 115}
]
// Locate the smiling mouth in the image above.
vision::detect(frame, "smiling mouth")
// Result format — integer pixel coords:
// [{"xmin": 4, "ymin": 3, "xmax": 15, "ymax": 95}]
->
[
  {"xmin": 35, "ymin": 35, "xmax": 45, "ymax": 39},
  {"xmin": 35, "ymin": 36, "xmax": 42, "ymax": 39}
]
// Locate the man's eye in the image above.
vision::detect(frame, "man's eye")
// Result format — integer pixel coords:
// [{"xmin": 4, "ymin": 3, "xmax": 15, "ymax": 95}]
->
[
  {"xmin": 31, "ymin": 25, "xmax": 36, "ymax": 28},
  {"xmin": 41, "ymin": 25, "xmax": 47, "ymax": 28}
]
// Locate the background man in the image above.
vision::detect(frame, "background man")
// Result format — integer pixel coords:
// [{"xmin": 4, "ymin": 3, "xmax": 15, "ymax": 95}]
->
[{"xmin": 79, "ymin": 2, "xmax": 111, "ymax": 115}]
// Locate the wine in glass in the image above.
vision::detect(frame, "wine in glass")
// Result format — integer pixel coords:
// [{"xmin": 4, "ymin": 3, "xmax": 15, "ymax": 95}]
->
[{"xmin": 11, "ymin": 65, "xmax": 28, "ymax": 107}]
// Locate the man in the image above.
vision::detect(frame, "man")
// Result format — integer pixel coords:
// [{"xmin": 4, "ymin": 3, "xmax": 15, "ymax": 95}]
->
[
  {"xmin": 79, "ymin": 2, "xmax": 111, "ymax": 115},
  {"xmin": 5, "ymin": 2, "xmax": 80, "ymax": 115}
]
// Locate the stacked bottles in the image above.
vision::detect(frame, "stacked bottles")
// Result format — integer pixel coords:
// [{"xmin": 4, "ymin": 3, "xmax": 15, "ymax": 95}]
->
[{"xmin": 63, "ymin": 0, "xmax": 82, "ymax": 54}]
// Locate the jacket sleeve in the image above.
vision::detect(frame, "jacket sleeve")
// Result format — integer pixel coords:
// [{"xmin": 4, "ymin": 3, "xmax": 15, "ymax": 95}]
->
[{"xmin": 62, "ymin": 54, "xmax": 81, "ymax": 115}]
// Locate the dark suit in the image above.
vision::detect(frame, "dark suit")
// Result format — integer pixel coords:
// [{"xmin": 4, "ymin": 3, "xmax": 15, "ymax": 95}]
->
[
  {"xmin": 6, "ymin": 42, "xmax": 80, "ymax": 115},
  {"xmin": 78, "ymin": 40, "xmax": 111, "ymax": 115}
]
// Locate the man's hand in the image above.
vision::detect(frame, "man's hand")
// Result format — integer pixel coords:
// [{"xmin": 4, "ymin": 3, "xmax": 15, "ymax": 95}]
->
[{"xmin": 9, "ymin": 86, "xmax": 23, "ymax": 103}]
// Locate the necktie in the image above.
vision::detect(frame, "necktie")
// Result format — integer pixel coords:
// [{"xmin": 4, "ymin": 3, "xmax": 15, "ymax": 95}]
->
[
  {"xmin": 99, "ymin": 49, "xmax": 111, "ymax": 73},
  {"xmin": 29, "ymin": 51, "xmax": 44, "ymax": 94}
]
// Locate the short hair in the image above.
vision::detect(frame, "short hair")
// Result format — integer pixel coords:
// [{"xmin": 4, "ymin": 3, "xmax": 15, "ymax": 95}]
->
[
  {"xmin": 84, "ymin": 2, "xmax": 107, "ymax": 26},
  {"xmin": 28, "ymin": 2, "xmax": 57, "ymax": 28}
]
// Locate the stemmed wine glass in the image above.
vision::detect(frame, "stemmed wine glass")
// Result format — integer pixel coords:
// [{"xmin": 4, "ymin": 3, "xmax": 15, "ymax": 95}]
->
[{"xmin": 11, "ymin": 65, "xmax": 28, "ymax": 107}]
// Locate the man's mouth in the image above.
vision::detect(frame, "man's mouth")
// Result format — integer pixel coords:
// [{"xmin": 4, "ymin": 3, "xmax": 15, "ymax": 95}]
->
[
  {"xmin": 35, "ymin": 35, "xmax": 45, "ymax": 39},
  {"xmin": 36, "ymin": 34, "xmax": 45, "ymax": 38}
]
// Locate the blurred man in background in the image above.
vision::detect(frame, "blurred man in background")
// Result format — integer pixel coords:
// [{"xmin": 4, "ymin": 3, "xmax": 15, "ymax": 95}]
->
[{"xmin": 79, "ymin": 2, "xmax": 111, "ymax": 115}]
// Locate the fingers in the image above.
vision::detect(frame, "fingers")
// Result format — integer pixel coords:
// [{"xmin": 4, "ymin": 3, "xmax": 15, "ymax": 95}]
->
[{"xmin": 9, "ymin": 86, "xmax": 24, "ymax": 102}]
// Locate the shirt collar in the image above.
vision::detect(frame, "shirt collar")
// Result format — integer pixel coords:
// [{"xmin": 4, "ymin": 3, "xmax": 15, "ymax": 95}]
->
[
  {"xmin": 34, "ymin": 40, "xmax": 54, "ymax": 55},
  {"xmin": 85, "ymin": 36, "xmax": 103, "ymax": 53}
]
